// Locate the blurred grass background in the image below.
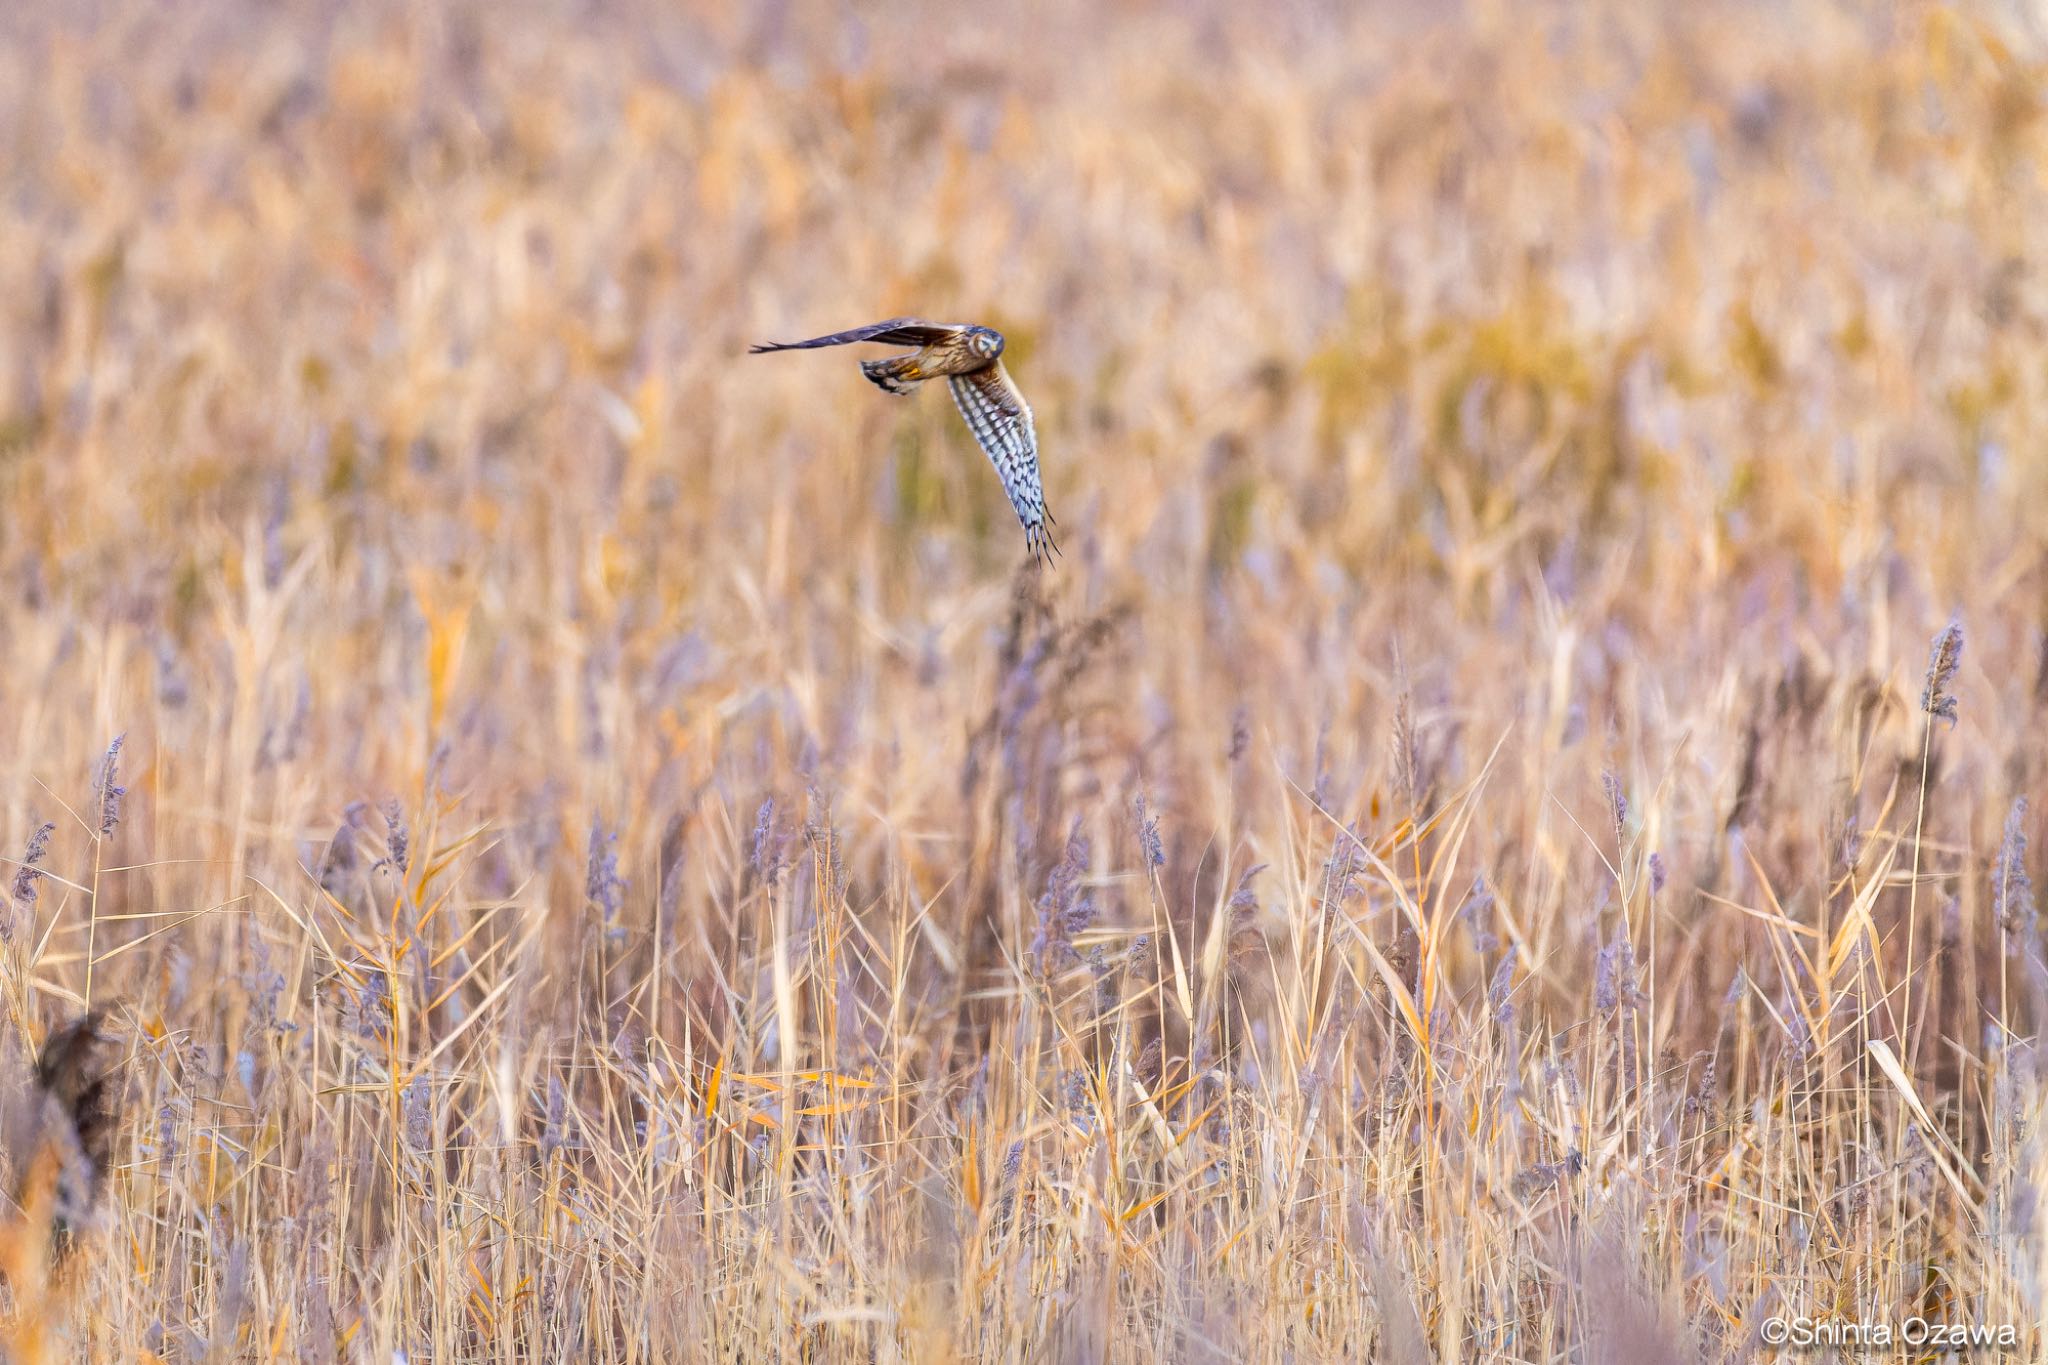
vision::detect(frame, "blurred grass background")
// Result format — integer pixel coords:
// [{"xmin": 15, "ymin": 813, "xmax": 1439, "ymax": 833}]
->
[{"xmin": 2, "ymin": 0, "xmax": 2047, "ymax": 1358}]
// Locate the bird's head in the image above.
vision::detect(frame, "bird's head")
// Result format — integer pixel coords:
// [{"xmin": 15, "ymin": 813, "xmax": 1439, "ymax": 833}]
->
[{"xmin": 968, "ymin": 327, "xmax": 1004, "ymax": 360}]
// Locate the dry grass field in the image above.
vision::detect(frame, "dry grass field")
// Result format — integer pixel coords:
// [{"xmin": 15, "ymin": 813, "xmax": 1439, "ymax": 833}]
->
[{"xmin": 2, "ymin": 0, "xmax": 2047, "ymax": 1359}]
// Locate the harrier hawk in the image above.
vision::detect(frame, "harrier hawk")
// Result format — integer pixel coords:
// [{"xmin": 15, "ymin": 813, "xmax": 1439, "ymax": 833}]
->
[{"xmin": 750, "ymin": 319, "xmax": 1059, "ymax": 564}]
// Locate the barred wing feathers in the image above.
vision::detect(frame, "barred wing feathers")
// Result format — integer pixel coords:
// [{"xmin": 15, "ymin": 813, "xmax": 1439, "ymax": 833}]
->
[{"xmin": 949, "ymin": 362, "xmax": 1058, "ymax": 563}]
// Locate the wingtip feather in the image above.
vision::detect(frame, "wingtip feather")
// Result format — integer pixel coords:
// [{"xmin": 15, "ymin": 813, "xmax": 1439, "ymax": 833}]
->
[{"xmin": 1025, "ymin": 520, "xmax": 1062, "ymax": 570}]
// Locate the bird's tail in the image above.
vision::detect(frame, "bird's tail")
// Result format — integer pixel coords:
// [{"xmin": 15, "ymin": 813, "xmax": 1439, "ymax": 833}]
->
[{"xmin": 860, "ymin": 357, "xmax": 927, "ymax": 396}]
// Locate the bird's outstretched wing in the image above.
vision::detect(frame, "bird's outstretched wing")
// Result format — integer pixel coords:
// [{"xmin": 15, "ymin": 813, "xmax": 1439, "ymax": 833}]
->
[
  {"xmin": 749, "ymin": 319, "xmax": 964, "ymax": 353},
  {"xmin": 948, "ymin": 363, "xmax": 1059, "ymax": 565}
]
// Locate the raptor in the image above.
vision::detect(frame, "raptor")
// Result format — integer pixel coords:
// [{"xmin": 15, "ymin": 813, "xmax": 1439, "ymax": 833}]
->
[{"xmin": 750, "ymin": 319, "xmax": 1059, "ymax": 565}]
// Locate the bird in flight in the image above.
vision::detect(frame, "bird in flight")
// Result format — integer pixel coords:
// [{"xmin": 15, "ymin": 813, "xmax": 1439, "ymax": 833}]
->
[{"xmin": 750, "ymin": 319, "xmax": 1058, "ymax": 565}]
